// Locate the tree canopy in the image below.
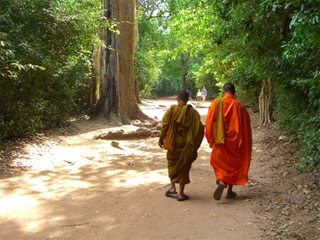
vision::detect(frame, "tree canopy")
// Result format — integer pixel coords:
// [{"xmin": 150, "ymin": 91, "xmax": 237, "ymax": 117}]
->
[{"xmin": 135, "ymin": 0, "xmax": 320, "ymax": 170}]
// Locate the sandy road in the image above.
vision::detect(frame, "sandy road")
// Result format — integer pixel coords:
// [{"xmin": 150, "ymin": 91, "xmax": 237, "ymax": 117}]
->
[{"xmin": 0, "ymin": 98, "xmax": 263, "ymax": 240}]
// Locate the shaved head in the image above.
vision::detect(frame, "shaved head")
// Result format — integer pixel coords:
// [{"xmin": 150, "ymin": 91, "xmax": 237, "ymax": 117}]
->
[
  {"xmin": 177, "ymin": 90, "xmax": 189, "ymax": 102},
  {"xmin": 223, "ymin": 83, "xmax": 236, "ymax": 95}
]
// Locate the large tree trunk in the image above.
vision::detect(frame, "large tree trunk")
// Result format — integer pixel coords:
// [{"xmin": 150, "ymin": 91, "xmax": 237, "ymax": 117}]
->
[
  {"xmin": 134, "ymin": 0, "xmax": 141, "ymax": 104},
  {"xmin": 89, "ymin": 43, "xmax": 101, "ymax": 106},
  {"xmin": 259, "ymin": 79, "xmax": 272, "ymax": 126},
  {"xmin": 90, "ymin": 0, "xmax": 148, "ymax": 123}
]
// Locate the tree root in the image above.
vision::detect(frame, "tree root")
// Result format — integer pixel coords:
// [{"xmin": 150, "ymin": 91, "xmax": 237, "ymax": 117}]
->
[{"xmin": 94, "ymin": 127, "xmax": 160, "ymax": 140}]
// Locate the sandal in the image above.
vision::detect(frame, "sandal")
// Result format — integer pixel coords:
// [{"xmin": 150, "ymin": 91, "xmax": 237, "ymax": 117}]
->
[
  {"xmin": 177, "ymin": 195, "xmax": 190, "ymax": 201},
  {"xmin": 226, "ymin": 191, "xmax": 237, "ymax": 199},
  {"xmin": 213, "ymin": 184, "xmax": 225, "ymax": 201},
  {"xmin": 165, "ymin": 189, "xmax": 177, "ymax": 198}
]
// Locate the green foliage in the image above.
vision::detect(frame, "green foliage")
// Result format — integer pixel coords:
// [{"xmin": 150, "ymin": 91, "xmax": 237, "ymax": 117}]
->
[
  {"xmin": 272, "ymin": 1, "xmax": 320, "ymax": 169},
  {"xmin": 136, "ymin": 0, "xmax": 213, "ymax": 97},
  {"xmin": 299, "ymin": 110, "xmax": 320, "ymax": 171},
  {"xmin": 137, "ymin": 0, "xmax": 320, "ymax": 170},
  {"xmin": 134, "ymin": 49, "xmax": 161, "ymax": 99},
  {"xmin": 134, "ymin": 10, "xmax": 163, "ymax": 99},
  {"xmin": 155, "ymin": 59, "xmax": 182, "ymax": 96},
  {"xmin": 0, "ymin": 0, "xmax": 104, "ymax": 139}
]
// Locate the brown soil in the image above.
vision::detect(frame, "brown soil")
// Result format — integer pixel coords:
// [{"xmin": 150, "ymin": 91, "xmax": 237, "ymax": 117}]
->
[{"xmin": 0, "ymin": 98, "xmax": 319, "ymax": 240}]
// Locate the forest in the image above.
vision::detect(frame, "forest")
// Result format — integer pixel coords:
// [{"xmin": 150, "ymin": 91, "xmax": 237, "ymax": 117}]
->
[{"xmin": 1, "ymin": 0, "xmax": 319, "ymax": 170}]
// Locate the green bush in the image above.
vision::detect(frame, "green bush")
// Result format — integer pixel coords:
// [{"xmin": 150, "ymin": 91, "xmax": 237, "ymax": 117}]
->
[{"xmin": 0, "ymin": 0, "xmax": 103, "ymax": 139}]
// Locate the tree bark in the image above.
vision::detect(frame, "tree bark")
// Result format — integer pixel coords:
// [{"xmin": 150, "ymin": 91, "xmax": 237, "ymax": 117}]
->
[
  {"xmin": 259, "ymin": 79, "xmax": 272, "ymax": 126},
  {"xmin": 89, "ymin": 43, "xmax": 101, "ymax": 106},
  {"xmin": 134, "ymin": 0, "xmax": 141, "ymax": 104},
  {"xmin": 90, "ymin": 0, "xmax": 148, "ymax": 123}
]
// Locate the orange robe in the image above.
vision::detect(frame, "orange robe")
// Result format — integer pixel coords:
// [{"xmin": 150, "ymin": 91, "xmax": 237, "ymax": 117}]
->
[{"xmin": 206, "ymin": 94, "xmax": 252, "ymax": 185}]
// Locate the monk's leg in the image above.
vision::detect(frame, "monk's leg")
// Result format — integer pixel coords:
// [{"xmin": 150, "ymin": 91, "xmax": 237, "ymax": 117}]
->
[
  {"xmin": 178, "ymin": 183, "xmax": 185, "ymax": 199},
  {"xmin": 177, "ymin": 183, "xmax": 189, "ymax": 201},
  {"xmin": 170, "ymin": 182, "xmax": 176, "ymax": 192},
  {"xmin": 165, "ymin": 182, "xmax": 177, "ymax": 197},
  {"xmin": 226, "ymin": 184, "xmax": 237, "ymax": 199}
]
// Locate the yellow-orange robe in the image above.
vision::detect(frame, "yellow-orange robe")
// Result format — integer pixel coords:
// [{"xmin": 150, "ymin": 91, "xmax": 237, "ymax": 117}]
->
[
  {"xmin": 160, "ymin": 102, "xmax": 204, "ymax": 184},
  {"xmin": 206, "ymin": 94, "xmax": 252, "ymax": 185}
]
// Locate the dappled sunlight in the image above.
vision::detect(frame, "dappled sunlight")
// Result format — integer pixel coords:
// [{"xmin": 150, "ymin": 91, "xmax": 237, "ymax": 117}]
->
[
  {"xmin": 0, "ymin": 130, "xmax": 171, "ymax": 237},
  {"xmin": 104, "ymin": 169, "xmax": 123, "ymax": 177},
  {"xmin": 105, "ymin": 141, "xmax": 164, "ymax": 157},
  {"xmin": 0, "ymin": 166, "xmax": 99, "ymax": 234},
  {"xmin": 18, "ymin": 143, "xmax": 100, "ymax": 171},
  {"xmin": 0, "ymin": 97, "xmax": 272, "ymax": 239},
  {"xmin": 110, "ymin": 169, "xmax": 168, "ymax": 188},
  {"xmin": 0, "ymin": 195, "xmax": 47, "ymax": 233},
  {"xmin": 0, "ymin": 195, "xmax": 38, "ymax": 215},
  {"xmin": 0, "ymin": 97, "xmax": 232, "ymax": 239}
]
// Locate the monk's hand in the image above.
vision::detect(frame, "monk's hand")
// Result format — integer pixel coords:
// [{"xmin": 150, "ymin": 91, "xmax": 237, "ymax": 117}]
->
[{"xmin": 158, "ymin": 138, "xmax": 164, "ymax": 148}]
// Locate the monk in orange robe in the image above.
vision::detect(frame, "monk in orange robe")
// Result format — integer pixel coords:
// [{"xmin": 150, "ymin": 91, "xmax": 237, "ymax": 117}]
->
[{"xmin": 206, "ymin": 83, "xmax": 252, "ymax": 200}]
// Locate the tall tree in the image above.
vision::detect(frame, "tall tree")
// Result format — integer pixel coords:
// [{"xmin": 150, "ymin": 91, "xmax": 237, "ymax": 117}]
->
[{"xmin": 91, "ymin": 0, "xmax": 148, "ymax": 123}]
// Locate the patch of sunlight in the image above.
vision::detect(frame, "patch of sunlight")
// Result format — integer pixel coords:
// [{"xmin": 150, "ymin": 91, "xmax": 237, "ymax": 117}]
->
[
  {"xmin": 51, "ymin": 216, "xmax": 65, "ymax": 222},
  {"xmin": 24, "ymin": 220, "xmax": 44, "ymax": 232},
  {"xmin": 29, "ymin": 184, "xmax": 48, "ymax": 193},
  {"xmin": 39, "ymin": 192, "xmax": 58, "ymax": 199},
  {"xmin": 107, "ymin": 146, "xmax": 140, "ymax": 155},
  {"xmin": 200, "ymin": 146, "xmax": 212, "ymax": 153},
  {"xmin": 106, "ymin": 142, "xmax": 164, "ymax": 156},
  {"xmin": 0, "ymin": 195, "xmax": 38, "ymax": 215},
  {"xmin": 111, "ymin": 169, "xmax": 168, "ymax": 187},
  {"xmin": 0, "ymin": 194, "xmax": 51, "ymax": 232},
  {"xmin": 135, "ymin": 142, "xmax": 159, "ymax": 150},
  {"xmin": 53, "ymin": 147, "xmax": 94, "ymax": 164},
  {"xmin": 23, "ymin": 175, "xmax": 93, "ymax": 199},
  {"xmin": 54, "ymin": 180, "xmax": 92, "ymax": 189},
  {"xmin": 95, "ymin": 163, "xmax": 110, "ymax": 168},
  {"xmin": 104, "ymin": 169, "xmax": 123, "ymax": 177},
  {"xmin": 19, "ymin": 140, "xmax": 105, "ymax": 170}
]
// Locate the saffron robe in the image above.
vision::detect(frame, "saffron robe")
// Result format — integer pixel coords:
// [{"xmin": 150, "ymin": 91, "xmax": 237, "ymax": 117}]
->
[
  {"xmin": 206, "ymin": 94, "xmax": 252, "ymax": 185},
  {"xmin": 160, "ymin": 102, "xmax": 204, "ymax": 184}
]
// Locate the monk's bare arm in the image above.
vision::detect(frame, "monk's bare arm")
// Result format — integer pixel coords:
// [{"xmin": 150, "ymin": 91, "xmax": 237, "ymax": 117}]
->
[
  {"xmin": 159, "ymin": 107, "xmax": 173, "ymax": 148},
  {"xmin": 159, "ymin": 125, "xmax": 169, "ymax": 148}
]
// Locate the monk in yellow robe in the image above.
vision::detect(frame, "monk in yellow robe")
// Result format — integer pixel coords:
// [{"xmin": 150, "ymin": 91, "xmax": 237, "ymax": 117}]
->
[
  {"xmin": 159, "ymin": 90, "xmax": 204, "ymax": 201},
  {"xmin": 206, "ymin": 83, "xmax": 252, "ymax": 200}
]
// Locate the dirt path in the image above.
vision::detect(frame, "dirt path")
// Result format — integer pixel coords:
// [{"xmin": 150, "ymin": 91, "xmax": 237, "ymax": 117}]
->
[{"xmin": 0, "ymin": 98, "xmax": 319, "ymax": 240}]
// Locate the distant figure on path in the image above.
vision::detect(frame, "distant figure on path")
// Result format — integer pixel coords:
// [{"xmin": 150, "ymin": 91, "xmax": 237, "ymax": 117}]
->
[
  {"xmin": 205, "ymin": 83, "xmax": 252, "ymax": 200},
  {"xmin": 196, "ymin": 89, "xmax": 202, "ymax": 101},
  {"xmin": 201, "ymin": 87, "xmax": 207, "ymax": 101},
  {"xmin": 159, "ymin": 90, "xmax": 204, "ymax": 201}
]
